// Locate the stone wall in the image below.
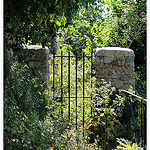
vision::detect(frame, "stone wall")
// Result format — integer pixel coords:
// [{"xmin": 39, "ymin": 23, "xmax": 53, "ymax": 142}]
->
[
  {"xmin": 94, "ymin": 47, "xmax": 135, "ymax": 91},
  {"xmin": 21, "ymin": 46, "xmax": 135, "ymax": 91},
  {"xmin": 22, "ymin": 45, "xmax": 49, "ymax": 86}
]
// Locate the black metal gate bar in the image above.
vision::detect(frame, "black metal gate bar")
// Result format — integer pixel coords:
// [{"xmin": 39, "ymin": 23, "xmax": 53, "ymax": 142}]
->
[
  {"xmin": 53, "ymin": 50, "xmax": 55, "ymax": 99},
  {"xmin": 91, "ymin": 49, "xmax": 93, "ymax": 117},
  {"xmin": 83, "ymin": 52, "xmax": 85, "ymax": 137},
  {"xmin": 54, "ymin": 96, "xmax": 91, "ymax": 99},
  {"xmin": 121, "ymin": 90, "xmax": 147, "ymax": 146},
  {"xmin": 68, "ymin": 52, "xmax": 71, "ymax": 120},
  {"xmin": 76, "ymin": 51, "xmax": 78, "ymax": 130},
  {"xmin": 53, "ymin": 55, "xmax": 92, "ymax": 58},
  {"xmin": 52, "ymin": 49, "xmax": 55, "ymax": 113},
  {"xmin": 129, "ymin": 97, "xmax": 139, "ymax": 144},
  {"xmin": 61, "ymin": 51, "xmax": 63, "ymax": 115},
  {"xmin": 144, "ymin": 103, "xmax": 146, "ymax": 148},
  {"xmin": 141, "ymin": 99, "xmax": 143, "ymax": 146}
]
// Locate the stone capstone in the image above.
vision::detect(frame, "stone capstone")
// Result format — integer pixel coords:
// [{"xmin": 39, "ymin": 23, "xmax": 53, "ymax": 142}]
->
[
  {"xmin": 94, "ymin": 47, "xmax": 135, "ymax": 91},
  {"xmin": 22, "ymin": 45, "xmax": 50, "ymax": 85}
]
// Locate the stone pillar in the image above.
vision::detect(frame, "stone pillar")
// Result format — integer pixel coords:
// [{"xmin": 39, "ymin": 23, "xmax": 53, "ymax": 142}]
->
[
  {"xmin": 22, "ymin": 45, "xmax": 49, "ymax": 86},
  {"xmin": 94, "ymin": 47, "xmax": 135, "ymax": 91}
]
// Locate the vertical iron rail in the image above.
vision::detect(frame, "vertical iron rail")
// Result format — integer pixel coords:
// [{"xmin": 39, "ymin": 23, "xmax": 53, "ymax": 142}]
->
[
  {"xmin": 127, "ymin": 98, "xmax": 130, "ymax": 138},
  {"xmin": 53, "ymin": 49, "xmax": 55, "ymax": 99},
  {"xmin": 83, "ymin": 52, "xmax": 85, "ymax": 137},
  {"xmin": 52, "ymin": 49, "xmax": 55, "ymax": 112},
  {"xmin": 141, "ymin": 99, "xmax": 143, "ymax": 146},
  {"xmin": 76, "ymin": 51, "xmax": 78, "ymax": 130},
  {"xmin": 91, "ymin": 49, "xmax": 93, "ymax": 117},
  {"xmin": 144, "ymin": 103, "xmax": 147, "ymax": 148},
  {"xmin": 61, "ymin": 51, "xmax": 63, "ymax": 115},
  {"xmin": 129, "ymin": 97, "xmax": 139, "ymax": 144},
  {"xmin": 68, "ymin": 52, "xmax": 70, "ymax": 120}
]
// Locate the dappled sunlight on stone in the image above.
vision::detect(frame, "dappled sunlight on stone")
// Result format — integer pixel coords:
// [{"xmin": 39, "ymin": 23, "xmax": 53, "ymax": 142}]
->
[{"xmin": 95, "ymin": 47, "xmax": 135, "ymax": 92}]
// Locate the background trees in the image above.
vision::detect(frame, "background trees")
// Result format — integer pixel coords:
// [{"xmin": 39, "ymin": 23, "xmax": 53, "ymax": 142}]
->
[{"xmin": 60, "ymin": 0, "xmax": 146, "ymax": 97}]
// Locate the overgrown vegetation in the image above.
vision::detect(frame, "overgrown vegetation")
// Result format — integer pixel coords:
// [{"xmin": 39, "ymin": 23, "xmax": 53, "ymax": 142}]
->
[
  {"xmin": 4, "ymin": 0, "xmax": 146, "ymax": 149},
  {"xmin": 4, "ymin": 61, "xmax": 49, "ymax": 149},
  {"xmin": 88, "ymin": 82, "xmax": 125, "ymax": 149}
]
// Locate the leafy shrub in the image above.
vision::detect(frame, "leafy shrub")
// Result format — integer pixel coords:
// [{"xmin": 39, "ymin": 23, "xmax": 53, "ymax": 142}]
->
[
  {"xmin": 88, "ymin": 81, "xmax": 134, "ymax": 149},
  {"xmin": 59, "ymin": 0, "xmax": 146, "ymax": 61},
  {"xmin": 4, "ymin": 61, "xmax": 49, "ymax": 149},
  {"xmin": 4, "ymin": 60, "xmax": 82, "ymax": 149},
  {"xmin": 115, "ymin": 138, "xmax": 143, "ymax": 150},
  {"xmin": 135, "ymin": 65, "xmax": 146, "ymax": 98}
]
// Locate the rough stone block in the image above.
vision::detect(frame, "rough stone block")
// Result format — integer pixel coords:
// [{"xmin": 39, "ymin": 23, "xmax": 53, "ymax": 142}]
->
[
  {"xmin": 95, "ymin": 47, "xmax": 135, "ymax": 91},
  {"xmin": 95, "ymin": 63, "xmax": 112, "ymax": 70},
  {"xmin": 22, "ymin": 45, "xmax": 50, "ymax": 86}
]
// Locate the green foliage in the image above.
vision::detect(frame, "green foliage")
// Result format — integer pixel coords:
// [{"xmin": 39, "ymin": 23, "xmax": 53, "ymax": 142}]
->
[
  {"xmin": 85, "ymin": 81, "xmax": 145, "ymax": 149},
  {"xmin": 59, "ymin": 0, "xmax": 146, "ymax": 72},
  {"xmin": 109, "ymin": 0, "xmax": 146, "ymax": 47},
  {"xmin": 4, "ymin": 61, "xmax": 73, "ymax": 149},
  {"xmin": 4, "ymin": 0, "xmax": 95, "ymax": 49},
  {"xmin": 135, "ymin": 65, "xmax": 146, "ymax": 98},
  {"xmin": 135, "ymin": 73, "xmax": 146, "ymax": 99},
  {"xmin": 4, "ymin": 61, "xmax": 49, "ymax": 149},
  {"xmin": 88, "ymin": 81, "xmax": 127, "ymax": 149},
  {"xmin": 115, "ymin": 138, "xmax": 143, "ymax": 150},
  {"xmin": 110, "ymin": 0, "xmax": 146, "ymax": 69},
  {"xmin": 64, "ymin": 0, "xmax": 146, "ymax": 47},
  {"xmin": 4, "ymin": 60, "xmax": 80, "ymax": 149}
]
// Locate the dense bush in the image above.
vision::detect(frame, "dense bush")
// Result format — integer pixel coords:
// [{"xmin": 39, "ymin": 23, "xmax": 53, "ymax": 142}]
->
[
  {"xmin": 115, "ymin": 138, "xmax": 143, "ymax": 150},
  {"xmin": 4, "ymin": 61, "xmax": 77, "ymax": 149},
  {"xmin": 135, "ymin": 65, "xmax": 146, "ymax": 98},
  {"xmin": 4, "ymin": 61, "xmax": 49, "ymax": 149},
  {"xmin": 87, "ymin": 81, "xmax": 143, "ymax": 149},
  {"xmin": 87, "ymin": 82, "xmax": 125, "ymax": 149}
]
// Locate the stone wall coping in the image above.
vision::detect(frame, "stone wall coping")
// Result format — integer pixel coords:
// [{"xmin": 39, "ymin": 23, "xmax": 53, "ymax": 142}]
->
[
  {"xmin": 95, "ymin": 47, "xmax": 133, "ymax": 52},
  {"xmin": 95, "ymin": 47, "xmax": 134, "ymax": 56},
  {"xmin": 22, "ymin": 45, "xmax": 49, "ymax": 51}
]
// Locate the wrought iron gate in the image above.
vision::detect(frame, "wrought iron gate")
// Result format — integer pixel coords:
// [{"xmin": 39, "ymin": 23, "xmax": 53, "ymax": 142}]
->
[{"xmin": 50, "ymin": 50, "xmax": 94, "ymax": 136}]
